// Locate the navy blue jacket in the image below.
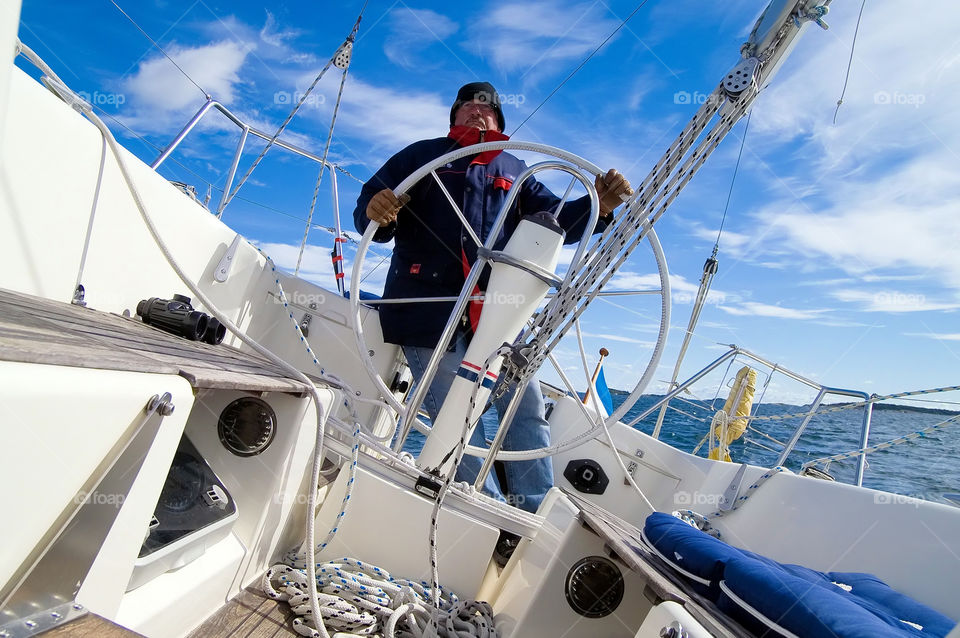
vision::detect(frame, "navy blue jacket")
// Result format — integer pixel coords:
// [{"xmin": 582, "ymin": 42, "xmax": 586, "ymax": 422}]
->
[{"xmin": 353, "ymin": 134, "xmax": 608, "ymax": 347}]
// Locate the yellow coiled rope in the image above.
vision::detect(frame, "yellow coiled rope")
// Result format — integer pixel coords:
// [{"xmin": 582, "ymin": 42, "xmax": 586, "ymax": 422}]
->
[{"xmin": 709, "ymin": 366, "xmax": 757, "ymax": 462}]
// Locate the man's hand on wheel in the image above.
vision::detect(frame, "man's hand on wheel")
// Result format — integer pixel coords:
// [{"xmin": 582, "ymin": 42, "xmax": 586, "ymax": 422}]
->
[
  {"xmin": 595, "ymin": 169, "xmax": 633, "ymax": 217},
  {"xmin": 366, "ymin": 189, "xmax": 410, "ymax": 227}
]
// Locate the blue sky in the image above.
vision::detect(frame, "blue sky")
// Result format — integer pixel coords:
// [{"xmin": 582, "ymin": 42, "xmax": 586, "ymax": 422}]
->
[{"xmin": 14, "ymin": 0, "xmax": 960, "ymax": 404}]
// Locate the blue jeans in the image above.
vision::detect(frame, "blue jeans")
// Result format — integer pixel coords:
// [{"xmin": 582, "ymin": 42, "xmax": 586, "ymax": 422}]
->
[{"xmin": 402, "ymin": 332, "xmax": 553, "ymax": 514}]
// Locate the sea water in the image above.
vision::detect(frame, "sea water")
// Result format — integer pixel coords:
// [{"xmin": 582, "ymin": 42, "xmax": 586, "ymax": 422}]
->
[
  {"xmin": 405, "ymin": 393, "xmax": 960, "ymax": 505},
  {"xmin": 620, "ymin": 393, "xmax": 960, "ymax": 505}
]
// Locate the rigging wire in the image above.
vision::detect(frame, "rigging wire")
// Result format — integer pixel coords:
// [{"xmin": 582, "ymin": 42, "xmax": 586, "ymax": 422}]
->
[
  {"xmin": 224, "ymin": 13, "xmax": 364, "ymax": 211},
  {"xmin": 833, "ymin": 0, "xmax": 868, "ymax": 125},
  {"xmin": 108, "ymin": 0, "xmax": 379, "ymax": 289},
  {"xmin": 510, "ymin": 0, "xmax": 651, "ymax": 135},
  {"xmin": 652, "ymin": 112, "xmax": 753, "ymax": 437},
  {"xmin": 333, "ymin": 164, "xmax": 366, "ymax": 184},
  {"xmin": 715, "ymin": 109, "xmax": 752, "ymax": 251},
  {"xmin": 108, "ymin": 0, "xmax": 210, "ymax": 100},
  {"xmin": 297, "ymin": 45, "xmax": 354, "ymax": 276}
]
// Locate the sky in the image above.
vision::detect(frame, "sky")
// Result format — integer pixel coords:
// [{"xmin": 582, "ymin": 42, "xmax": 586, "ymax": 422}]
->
[{"xmin": 13, "ymin": 0, "xmax": 960, "ymax": 407}]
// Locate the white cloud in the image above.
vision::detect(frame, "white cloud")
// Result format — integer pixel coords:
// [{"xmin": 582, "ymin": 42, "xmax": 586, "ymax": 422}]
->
[
  {"xmin": 699, "ymin": 320, "xmax": 731, "ymax": 329},
  {"xmin": 256, "ymin": 239, "xmax": 393, "ymax": 296},
  {"xmin": 122, "ymin": 40, "xmax": 253, "ymax": 131},
  {"xmin": 301, "ymin": 76, "xmax": 451, "ymax": 158},
  {"xmin": 607, "ymin": 270, "xmax": 730, "ymax": 305},
  {"xmin": 383, "ymin": 8, "xmax": 459, "ymax": 69},
  {"xmin": 259, "ymin": 11, "xmax": 302, "ymax": 47},
  {"xmin": 727, "ymin": 0, "xmax": 960, "ymax": 300},
  {"xmin": 687, "ymin": 222, "xmax": 753, "ymax": 254},
  {"xmin": 741, "ymin": 159, "xmax": 960, "ymax": 292},
  {"xmin": 578, "ymin": 332, "xmax": 655, "ymax": 346},
  {"xmin": 800, "ymin": 274, "xmax": 924, "ymax": 287},
  {"xmin": 751, "ymin": 1, "xmax": 960, "ymax": 156},
  {"xmin": 718, "ymin": 301, "xmax": 828, "ymax": 320},
  {"xmin": 813, "ymin": 319, "xmax": 879, "ymax": 329},
  {"xmin": 621, "ymin": 321, "xmax": 666, "ymax": 334},
  {"xmin": 905, "ymin": 332, "xmax": 960, "ymax": 342}
]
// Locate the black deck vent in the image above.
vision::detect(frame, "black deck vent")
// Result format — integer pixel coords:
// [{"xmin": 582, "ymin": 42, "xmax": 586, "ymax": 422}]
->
[
  {"xmin": 218, "ymin": 397, "xmax": 277, "ymax": 457},
  {"xmin": 564, "ymin": 555, "xmax": 624, "ymax": 618}
]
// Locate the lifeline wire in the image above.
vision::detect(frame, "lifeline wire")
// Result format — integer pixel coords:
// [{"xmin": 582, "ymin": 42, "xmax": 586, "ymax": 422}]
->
[{"xmin": 803, "ymin": 414, "xmax": 960, "ymax": 472}]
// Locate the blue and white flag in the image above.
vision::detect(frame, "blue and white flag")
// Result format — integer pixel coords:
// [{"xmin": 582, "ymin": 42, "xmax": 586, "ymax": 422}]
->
[
  {"xmin": 594, "ymin": 366, "xmax": 614, "ymax": 416},
  {"xmin": 581, "ymin": 365, "xmax": 614, "ymax": 417}
]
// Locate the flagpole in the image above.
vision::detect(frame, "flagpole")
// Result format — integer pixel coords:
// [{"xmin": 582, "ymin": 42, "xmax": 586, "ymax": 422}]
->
[{"xmin": 583, "ymin": 347, "xmax": 609, "ymax": 405}]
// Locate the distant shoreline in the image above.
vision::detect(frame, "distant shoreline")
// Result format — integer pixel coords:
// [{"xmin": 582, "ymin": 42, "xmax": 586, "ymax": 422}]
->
[{"xmin": 617, "ymin": 390, "xmax": 959, "ymax": 416}]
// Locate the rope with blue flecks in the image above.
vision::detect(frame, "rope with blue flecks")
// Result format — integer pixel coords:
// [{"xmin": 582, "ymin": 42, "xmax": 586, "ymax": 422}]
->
[
  {"xmin": 254, "ymin": 245, "xmax": 401, "ymax": 445},
  {"xmin": 255, "ymin": 246, "xmax": 366, "ymax": 638},
  {"xmin": 257, "ymin": 248, "xmax": 499, "ymax": 637},
  {"xmin": 263, "ymin": 558, "xmax": 496, "ymax": 637},
  {"xmin": 802, "ymin": 413, "xmax": 960, "ymax": 473},
  {"xmin": 425, "ymin": 345, "xmax": 510, "ymax": 625}
]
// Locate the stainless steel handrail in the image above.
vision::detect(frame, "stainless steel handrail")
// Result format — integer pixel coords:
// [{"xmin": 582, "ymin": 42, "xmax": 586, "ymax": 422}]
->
[
  {"xmin": 637, "ymin": 344, "xmax": 875, "ymax": 485},
  {"xmin": 149, "ymin": 99, "xmax": 343, "ymax": 271}
]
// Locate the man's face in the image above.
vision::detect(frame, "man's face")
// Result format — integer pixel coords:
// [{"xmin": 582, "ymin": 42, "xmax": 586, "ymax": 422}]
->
[{"xmin": 453, "ymin": 99, "xmax": 499, "ymax": 131}]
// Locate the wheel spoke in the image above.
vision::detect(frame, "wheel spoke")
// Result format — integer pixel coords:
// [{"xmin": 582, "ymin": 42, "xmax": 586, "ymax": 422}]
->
[
  {"xmin": 554, "ymin": 173, "xmax": 578, "ymax": 219},
  {"xmin": 430, "ymin": 170, "xmax": 481, "ymax": 248}
]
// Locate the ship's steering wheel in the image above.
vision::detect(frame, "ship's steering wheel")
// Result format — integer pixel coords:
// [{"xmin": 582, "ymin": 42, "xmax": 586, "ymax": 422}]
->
[{"xmin": 349, "ymin": 140, "xmax": 670, "ymax": 463}]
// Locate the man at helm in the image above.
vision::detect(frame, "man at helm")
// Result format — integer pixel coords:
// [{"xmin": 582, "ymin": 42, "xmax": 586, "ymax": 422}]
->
[{"xmin": 353, "ymin": 81, "xmax": 632, "ymax": 516}]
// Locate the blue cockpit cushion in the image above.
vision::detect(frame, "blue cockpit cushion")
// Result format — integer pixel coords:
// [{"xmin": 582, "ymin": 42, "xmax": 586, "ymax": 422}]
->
[
  {"xmin": 827, "ymin": 571, "xmax": 954, "ymax": 637},
  {"xmin": 642, "ymin": 512, "xmax": 954, "ymax": 637},
  {"xmin": 642, "ymin": 512, "xmax": 745, "ymax": 597},
  {"xmin": 719, "ymin": 557, "xmax": 928, "ymax": 638}
]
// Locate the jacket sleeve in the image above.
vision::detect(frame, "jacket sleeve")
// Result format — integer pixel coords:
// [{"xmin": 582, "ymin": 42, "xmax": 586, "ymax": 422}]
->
[
  {"xmin": 518, "ymin": 179, "xmax": 611, "ymax": 245},
  {"xmin": 353, "ymin": 144, "xmax": 419, "ymax": 243}
]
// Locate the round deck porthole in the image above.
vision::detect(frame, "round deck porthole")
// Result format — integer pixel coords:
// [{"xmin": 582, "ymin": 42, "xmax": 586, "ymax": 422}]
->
[
  {"xmin": 218, "ymin": 397, "xmax": 277, "ymax": 457},
  {"xmin": 564, "ymin": 555, "xmax": 624, "ymax": 618}
]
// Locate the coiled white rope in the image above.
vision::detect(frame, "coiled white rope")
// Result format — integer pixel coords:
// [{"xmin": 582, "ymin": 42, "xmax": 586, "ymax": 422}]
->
[
  {"xmin": 257, "ymin": 248, "xmax": 504, "ymax": 637},
  {"xmin": 263, "ymin": 557, "xmax": 496, "ymax": 638}
]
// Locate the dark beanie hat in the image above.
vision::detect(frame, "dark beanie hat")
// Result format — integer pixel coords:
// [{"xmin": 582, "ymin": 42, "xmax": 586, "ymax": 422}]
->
[{"xmin": 449, "ymin": 81, "xmax": 506, "ymax": 131}]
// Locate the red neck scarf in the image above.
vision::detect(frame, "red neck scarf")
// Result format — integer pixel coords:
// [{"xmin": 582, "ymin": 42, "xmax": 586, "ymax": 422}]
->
[{"xmin": 447, "ymin": 125, "xmax": 510, "ymax": 165}]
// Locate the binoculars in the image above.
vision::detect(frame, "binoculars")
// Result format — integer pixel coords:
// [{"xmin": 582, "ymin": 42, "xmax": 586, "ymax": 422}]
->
[{"xmin": 136, "ymin": 294, "xmax": 226, "ymax": 345}]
